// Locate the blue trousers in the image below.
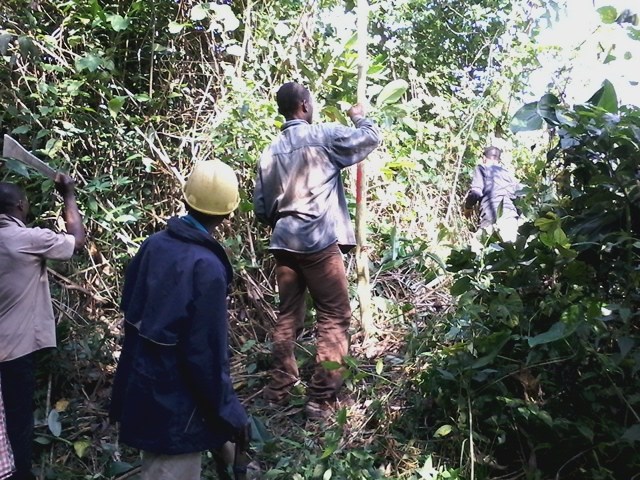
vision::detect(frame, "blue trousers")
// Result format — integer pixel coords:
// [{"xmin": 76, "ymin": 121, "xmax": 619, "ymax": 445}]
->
[{"xmin": 0, "ymin": 353, "xmax": 35, "ymax": 480}]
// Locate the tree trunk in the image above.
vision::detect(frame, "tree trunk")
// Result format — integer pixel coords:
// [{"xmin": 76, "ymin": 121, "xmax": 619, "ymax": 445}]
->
[{"xmin": 355, "ymin": 0, "xmax": 375, "ymax": 341}]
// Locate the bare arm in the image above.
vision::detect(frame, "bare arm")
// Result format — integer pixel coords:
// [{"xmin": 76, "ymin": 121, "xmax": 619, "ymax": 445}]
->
[{"xmin": 55, "ymin": 173, "xmax": 85, "ymax": 251}]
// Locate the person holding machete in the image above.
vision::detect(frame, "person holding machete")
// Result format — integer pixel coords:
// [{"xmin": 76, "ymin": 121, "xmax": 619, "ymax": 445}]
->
[
  {"xmin": 0, "ymin": 173, "xmax": 85, "ymax": 480},
  {"xmin": 109, "ymin": 160, "xmax": 250, "ymax": 480},
  {"xmin": 253, "ymin": 82, "xmax": 381, "ymax": 419}
]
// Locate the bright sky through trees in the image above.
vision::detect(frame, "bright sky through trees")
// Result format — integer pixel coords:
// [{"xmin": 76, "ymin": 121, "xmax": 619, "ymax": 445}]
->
[{"xmin": 529, "ymin": 0, "xmax": 640, "ymax": 106}]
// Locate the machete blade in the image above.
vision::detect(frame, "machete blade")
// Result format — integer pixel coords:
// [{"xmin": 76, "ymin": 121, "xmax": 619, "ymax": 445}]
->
[{"xmin": 2, "ymin": 134, "xmax": 58, "ymax": 180}]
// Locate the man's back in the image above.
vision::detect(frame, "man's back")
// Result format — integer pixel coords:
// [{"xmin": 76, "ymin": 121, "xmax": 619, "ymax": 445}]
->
[
  {"xmin": 470, "ymin": 163, "xmax": 521, "ymax": 227},
  {"xmin": 120, "ymin": 222, "xmax": 229, "ymax": 344},
  {"xmin": 111, "ymin": 217, "xmax": 247, "ymax": 455},
  {"xmin": 254, "ymin": 117, "xmax": 379, "ymax": 253},
  {"xmin": 255, "ymin": 82, "xmax": 382, "ymax": 418}
]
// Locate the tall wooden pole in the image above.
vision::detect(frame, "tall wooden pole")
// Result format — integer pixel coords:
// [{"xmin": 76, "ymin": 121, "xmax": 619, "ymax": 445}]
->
[{"xmin": 355, "ymin": 0, "xmax": 375, "ymax": 340}]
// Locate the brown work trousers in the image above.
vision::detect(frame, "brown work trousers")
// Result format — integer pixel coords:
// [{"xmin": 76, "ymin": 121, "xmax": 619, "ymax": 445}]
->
[{"xmin": 265, "ymin": 243, "xmax": 351, "ymax": 402}]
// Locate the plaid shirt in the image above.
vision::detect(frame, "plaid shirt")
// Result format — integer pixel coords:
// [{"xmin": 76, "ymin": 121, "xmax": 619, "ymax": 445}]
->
[{"xmin": 0, "ymin": 373, "xmax": 14, "ymax": 480}]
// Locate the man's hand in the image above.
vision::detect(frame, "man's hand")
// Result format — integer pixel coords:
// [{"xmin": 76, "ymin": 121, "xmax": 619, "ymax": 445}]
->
[
  {"xmin": 54, "ymin": 172, "xmax": 85, "ymax": 251},
  {"xmin": 347, "ymin": 103, "xmax": 366, "ymax": 120},
  {"xmin": 54, "ymin": 173, "xmax": 75, "ymax": 198}
]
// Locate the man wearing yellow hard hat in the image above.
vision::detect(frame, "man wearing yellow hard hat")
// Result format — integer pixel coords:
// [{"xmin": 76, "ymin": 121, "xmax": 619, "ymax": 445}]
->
[{"xmin": 110, "ymin": 160, "xmax": 250, "ymax": 480}]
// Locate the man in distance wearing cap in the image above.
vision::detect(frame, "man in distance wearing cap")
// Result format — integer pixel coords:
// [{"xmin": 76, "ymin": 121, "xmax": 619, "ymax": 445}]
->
[{"xmin": 465, "ymin": 146, "xmax": 523, "ymax": 243}]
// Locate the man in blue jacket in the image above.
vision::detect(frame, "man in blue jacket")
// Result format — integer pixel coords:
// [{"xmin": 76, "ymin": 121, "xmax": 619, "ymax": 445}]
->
[
  {"xmin": 110, "ymin": 160, "xmax": 249, "ymax": 480},
  {"xmin": 253, "ymin": 82, "xmax": 381, "ymax": 419}
]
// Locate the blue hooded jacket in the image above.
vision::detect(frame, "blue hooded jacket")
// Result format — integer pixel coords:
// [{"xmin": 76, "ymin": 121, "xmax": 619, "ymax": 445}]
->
[{"xmin": 109, "ymin": 217, "xmax": 247, "ymax": 454}]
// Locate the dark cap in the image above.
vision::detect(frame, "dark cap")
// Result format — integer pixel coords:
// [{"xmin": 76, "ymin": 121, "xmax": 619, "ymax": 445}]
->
[{"xmin": 483, "ymin": 146, "xmax": 502, "ymax": 160}]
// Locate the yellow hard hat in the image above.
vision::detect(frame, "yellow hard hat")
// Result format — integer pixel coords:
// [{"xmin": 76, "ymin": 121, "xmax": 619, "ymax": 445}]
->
[{"xmin": 183, "ymin": 160, "xmax": 240, "ymax": 215}]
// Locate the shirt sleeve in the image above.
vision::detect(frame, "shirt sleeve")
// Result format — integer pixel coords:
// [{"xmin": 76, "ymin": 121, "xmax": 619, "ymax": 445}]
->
[
  {"xmin": 465, "ymin": 165, "xmax": 485, "ymax": 207},
  {"xmin": 330, "ymin": 117, "xmax": 381, "ymax": 168},
  {"xmin": 252, "ymin": 153, "xmax": 271, "ymax": 226},
  {"xmin": 180, "ymin": 258, "xmax": 247, "ymax": 432},
  {"xmin": 513, "ymin": 177, "xmax": 526, "ymax": 197},
  {"xmin": 18, "ymin": 227, "xmax": 75, "ymax": 261}
]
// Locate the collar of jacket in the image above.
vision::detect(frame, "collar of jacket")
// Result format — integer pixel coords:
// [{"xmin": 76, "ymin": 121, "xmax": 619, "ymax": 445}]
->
[
  {"xmin": 165, "ymin": 216, "xmax": 233, "ymax": 282},
  {"xmin": 180, "ymin": 214, "xmax": 208, "ymax": 234},
  {"xmin": 281, "ymin": 119, "xmax": 310, "ymax": 131}
]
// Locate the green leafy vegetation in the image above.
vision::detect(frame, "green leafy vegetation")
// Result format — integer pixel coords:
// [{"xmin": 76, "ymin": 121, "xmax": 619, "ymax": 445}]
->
[{"xmin": 409, "ymin": 87, "xmax": 640, "ymax": 478}]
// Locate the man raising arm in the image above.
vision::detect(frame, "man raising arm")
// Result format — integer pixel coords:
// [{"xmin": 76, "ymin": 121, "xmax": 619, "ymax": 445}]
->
[
  {"xmin": 254, "ymin": 82, "xmax": 381, "ymax": 419},
  {"xmin": 0, "ymin": 174, "xmax": 85, "ymax": 480}
]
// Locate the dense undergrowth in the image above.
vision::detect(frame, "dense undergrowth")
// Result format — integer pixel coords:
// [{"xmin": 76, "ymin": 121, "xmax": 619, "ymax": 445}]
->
[{"xmin": 408, "ymin": 95, "xmax": 640, "ymax": 479}]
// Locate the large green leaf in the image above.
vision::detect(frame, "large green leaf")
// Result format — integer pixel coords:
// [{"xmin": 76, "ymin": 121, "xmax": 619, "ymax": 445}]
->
[
  {"xmin": 108, "ymin": 96, "xmax": 126, "ymax": 117},
  {"xmin": 622, "ymin": 424, "xmax": 640, "ymax": 443},
  {"xmin": 597, "ymin": 6, "xmax": 618, "ymax": 24},
  {"xmin": 211, "ymin": 4, "xmax": 239, "ymax": 31},
  {"xmin": 75, "ymin": 53, "xmax": 103, "ymax": 73},
  {"xmin": 587, "ymin": 79, "xmax": 618, "ymax": 112},
  {"xmin": 273, "ymin": 22, "xmax": 291, "ymax": 37},
  {"xmin": 450, "ymin": 276, "xmax": 471, "ymax": 296},
  {"xmin": 47, "ymin": 409, "xmax": 62, "ymax": 437},
  {"xmin": 107, "ymin": 14, "xmax": 129, "ymax": 32},
  {"xmin": 376, "ymin": 79, "xmax": 409, "ymax": 107},
  {"xmin": 249, "ymin": 416, "xmax": 272, "ymax": 444},
  {"xmin": 529, "ymin": 305, "xmax": 581, "ymax": 347},
  {"xmin": 472, "ymin": 331, "xmax": 512, "ymax": 369},
  {"xmin": 537, "ymin": 93, "xmax": 560, "ymax": 125},
  {"xmin": 510, "ymin": 101, "xmax": 543, "ymax": 133},
  {"xmin": 108, "ymin": 462, "xmax": 134, "ymax": 476},
  {"xmin": 0, "ymin": 33, "xmax": 13, "ymax": 55},
  {"xmin": 434, "ymin": 424, "xmax": 453, "ymax": 437},
  {"xmin": 11, "ymin": 125, "xmax": 30, "ymax": 134},
  {"xmin": 3, "ymin": 159, "xmax": 31, "ymax": 178},
  {"xmin": 17, "ymin": 36, "xmax": 39, "ymax": 58},
  {"xmin": 168, "ymin": 21, "xmax": 185, "ymax": 34},
  {"xmin": 321, "ymin": 360, "xmax": 342, "ymax": 370},
  {"xmin": 528, "ymin": 322, "xmax": 567, "ymax": 347},
  {"xmin": 190, "ymin": 4, "xmax": 207, "ymax": 21},
  {"xmin": 73, "ymin": 439, "xmax": 91, "ymax": 458},
  {"xmin": 226, "ymin": 44, "xmax": 243, "ymax": 56},
  {"xmin": 321, "ymin": 443, "xmax": 337, "ymax": 459}
]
